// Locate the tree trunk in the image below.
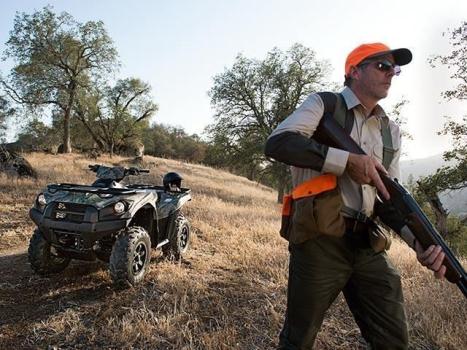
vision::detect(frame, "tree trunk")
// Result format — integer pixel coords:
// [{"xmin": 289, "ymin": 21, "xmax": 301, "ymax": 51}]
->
[
  {"xmin": 109, "ymin": 142, "xmax": 114, "ymax": 158},
  {"xmin": 276, "ymin": 163, "xmax": 290, "ymax": 203},
  {"xmin": 61, "ymin": 83, "xmax": 76, "ymax": 153},
  {"xmin": 75, "ymin": 115, "xmax": 106, "ymax": 151},
  {"xmin": 428, "ymin": 195, "xmax": 449, "ymax": 238},
  {"xmin": 62, "ymin": 109, "xmax": 72, "ymax": 153},
  {"xmin": 277, "ymin": 183, "xmax": 285, "ymax": 204},
  {"xmin": 247, "ymin": 164, "xmax": 256, "ymax": 181}
]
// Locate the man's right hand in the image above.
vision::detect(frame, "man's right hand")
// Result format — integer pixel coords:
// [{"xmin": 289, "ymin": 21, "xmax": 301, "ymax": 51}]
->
[{"xmin": 346, "ymin": 153, "xmax": 390, "ymax": 200}]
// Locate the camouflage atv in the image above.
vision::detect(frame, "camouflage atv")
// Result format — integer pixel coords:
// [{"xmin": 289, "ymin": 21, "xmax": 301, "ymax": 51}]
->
[{"xmin": 28, "ymin": 164, "xmax": 191, "ymax": 287}]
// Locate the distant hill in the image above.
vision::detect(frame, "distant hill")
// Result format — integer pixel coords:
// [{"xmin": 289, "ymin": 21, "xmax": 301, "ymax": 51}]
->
[
  {"xmin": 400, "ymin": 154, "xmax": 466, "ymax": 217},
  {"xmin": 400, "ymin": 154, "xmax": 448, "ymax": 183}
]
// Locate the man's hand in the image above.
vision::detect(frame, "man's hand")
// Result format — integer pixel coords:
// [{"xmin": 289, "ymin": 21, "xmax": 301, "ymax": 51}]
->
[
  {"xmin": 346, "ymin": 153, "xmax": 390, "ymax": 200},
  {"xmin": 415, "ymin": 242, "xmax": 447, "ymax": 279}
]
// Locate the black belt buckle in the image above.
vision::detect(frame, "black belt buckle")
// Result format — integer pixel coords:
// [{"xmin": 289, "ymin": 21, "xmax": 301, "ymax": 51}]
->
[
  {"xmin": 345, "ymin": 215, "xmax": 369, "ymax": 235},
  {"xmin": 354, "ymin": 211, "xmax": 368, "ymax": 224}
]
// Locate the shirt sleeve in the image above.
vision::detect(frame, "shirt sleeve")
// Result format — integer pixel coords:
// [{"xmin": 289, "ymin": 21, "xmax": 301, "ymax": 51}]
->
[
  {"xmin": 269, "ymin": 93, "xmax": 325, "ymax": 138},
  {"xmin": 266, "ymin": 93, "xmax": 349, "ymax": 176}
]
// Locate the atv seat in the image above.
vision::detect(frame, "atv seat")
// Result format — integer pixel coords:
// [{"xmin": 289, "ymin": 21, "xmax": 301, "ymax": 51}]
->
[{"xmin": 92, "ymin": 179, "xmax": 128, "ymax": 189}]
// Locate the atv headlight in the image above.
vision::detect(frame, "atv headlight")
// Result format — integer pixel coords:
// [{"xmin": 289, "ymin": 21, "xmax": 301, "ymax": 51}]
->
[
  {"xmin": 113, "ymin": 201, "xmax": 126, "ymax": 214},
  {"xmin": 37, "ymin": 193, "xmax": 47, "ymax": 206}
]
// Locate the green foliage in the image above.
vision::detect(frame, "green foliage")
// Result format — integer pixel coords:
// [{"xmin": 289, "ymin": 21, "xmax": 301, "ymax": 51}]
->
[
  {"xmin": 438, "ymin": 116, "xmax": 467, "ymax": 164},
  {"xmin": 16, "ymin": 118, "xmax": 61, "ymax": 150},
  {"xmin": 0, "ymin": 95, "xmax": 15, "ymax": 142},
  {"xmin": 419, "ymin": 22, "xmax": 467, "ymax": 196},
  {"xmin": 74, "ymin": 78, "xmax": 157, "ymax": 156},
  {"xmin": 389, "ymin": 98, "xmax": 412, "ymax": 141},
  {"xmin": 431, "ymin": 21, "xmax": 467, "ymax": 173},
  {"xmin": 50, "ymin": 109, "xmax": 96, "ymax": 150},
  {"xmin": 446, "ymin": 216, "xmax": 467, "ymax": 256},
  {"xmin": 417, "ymin": 161, "xmax": 466, "ymax": 198},
  {"xmin": 429, "ymin": 21, "xmax": 467, "ymax": 101},
  {"xmin": 1, "ymin": 6, "xmax": 118, "ymax": 152},
  {"xmin": 207, "ymin": 44, "xmax": 333, "ymax": 189},
  {"xmin": 143, "ymin": 124, "xmax": 207, "ymax": 163},
  {"xmin": 412, "ymin": 22, "xmax": 467, "ymax": 241}
]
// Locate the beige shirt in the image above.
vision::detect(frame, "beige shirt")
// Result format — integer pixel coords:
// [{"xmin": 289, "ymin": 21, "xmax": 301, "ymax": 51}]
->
[{"xmin": 270, "ymin": 87, "xmax": 402, "ymax": 216}]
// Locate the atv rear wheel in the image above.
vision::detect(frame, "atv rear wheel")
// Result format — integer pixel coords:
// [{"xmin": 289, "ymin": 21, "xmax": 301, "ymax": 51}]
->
[
  {"xmin": 163, "ymin": 213, "xmax": 190, "ymax": 261},
  {"xmin": 28, "ymin": 229, "xmax": 71, "ymax": 275},
  {"xmin": 109, "ymin": 226, "xmax": 151, "ymax": 287}
]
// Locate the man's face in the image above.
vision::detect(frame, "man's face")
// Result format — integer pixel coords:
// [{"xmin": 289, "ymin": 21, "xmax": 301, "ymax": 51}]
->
[{"xmin": 354, "ymin": 54, "xmax": 397, "ymax": 100}]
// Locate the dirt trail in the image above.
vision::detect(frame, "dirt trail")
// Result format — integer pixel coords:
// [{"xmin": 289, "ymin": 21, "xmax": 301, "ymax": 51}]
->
[{"xmin": 0, "ymin": 243, "xmax": 113, "ymax": 348}]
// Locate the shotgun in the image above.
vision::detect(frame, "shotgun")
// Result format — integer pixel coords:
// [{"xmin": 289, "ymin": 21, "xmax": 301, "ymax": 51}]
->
[{"xmin": 313, "ymin": 113, "xmax": 467, "ymax": 298}]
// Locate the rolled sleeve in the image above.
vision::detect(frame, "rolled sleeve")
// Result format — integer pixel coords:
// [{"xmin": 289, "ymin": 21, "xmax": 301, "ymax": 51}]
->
[{"xmin": 322, "ymin": 147, "xmax": 349, "ymax": 176}]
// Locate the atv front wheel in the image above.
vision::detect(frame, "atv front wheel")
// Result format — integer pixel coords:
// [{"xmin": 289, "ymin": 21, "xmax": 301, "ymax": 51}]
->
[
  {"xmin": 109, "ymin": 226, "xmax": 151, "ymax": 287},
  {"xmin": 28, "ymin": 229, "xmax": 71, "ymax": 275},
  {"xmin": 163, "ymin": 213, "xmax": 190, "ymax": 261}
]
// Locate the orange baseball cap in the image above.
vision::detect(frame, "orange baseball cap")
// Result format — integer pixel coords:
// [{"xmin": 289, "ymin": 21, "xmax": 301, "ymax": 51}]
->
[{"xmin": 345, "ymin": 43, "xmax": 412, "ymax": 76}]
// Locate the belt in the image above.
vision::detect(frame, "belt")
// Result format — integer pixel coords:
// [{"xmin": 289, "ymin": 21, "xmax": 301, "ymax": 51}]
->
[{"xmin": 344, "ymin": 217, "xmax": 370, "ymax": 235}]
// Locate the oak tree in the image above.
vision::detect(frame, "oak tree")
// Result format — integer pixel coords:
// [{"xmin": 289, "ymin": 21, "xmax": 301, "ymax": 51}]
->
[
  {"xmin": 207, "ymin": 44, "xmax": 333, "ymax": 200},
  {"xmin": 1, "ymin": 6, "xmax": 118, "ymax": 153}
]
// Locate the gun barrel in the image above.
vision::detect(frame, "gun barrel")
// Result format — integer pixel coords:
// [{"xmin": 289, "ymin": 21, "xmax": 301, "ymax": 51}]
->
[{"xmin": 459, "ymin": 278, "xmax": 467, "ymax": 298}]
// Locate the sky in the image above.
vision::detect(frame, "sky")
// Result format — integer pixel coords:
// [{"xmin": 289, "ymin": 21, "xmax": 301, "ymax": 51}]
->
[{"xmin": 0, "ymin": 0, "xmax": 466, "ymax": 160}]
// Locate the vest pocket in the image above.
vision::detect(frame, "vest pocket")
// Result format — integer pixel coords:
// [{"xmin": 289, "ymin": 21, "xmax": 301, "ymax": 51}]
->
[
  {"xmin": 287, "ymin": 188, "xmax": 345, "ymax": 244},
  {"xmin": 289, "ymin": 196, "xmax": 318, "ymax": 243},
  {"xmin": 279, "ymin": 174, "xmax": 344, "ymax": 244},
  {"xmin": 313, "ymin": 188, "xmax": 346, "ymax": 237}
]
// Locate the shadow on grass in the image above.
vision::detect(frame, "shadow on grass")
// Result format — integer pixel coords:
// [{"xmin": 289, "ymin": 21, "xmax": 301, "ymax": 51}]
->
[{"xmin": 0, "ymin": 250, "xmax": 113, "ymax": 329}]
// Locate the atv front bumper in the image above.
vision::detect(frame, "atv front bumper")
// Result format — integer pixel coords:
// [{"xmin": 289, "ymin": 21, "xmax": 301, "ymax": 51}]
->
[{"xmin": 30, "ymin": 207, "xmax": 128, "ymax": 249}]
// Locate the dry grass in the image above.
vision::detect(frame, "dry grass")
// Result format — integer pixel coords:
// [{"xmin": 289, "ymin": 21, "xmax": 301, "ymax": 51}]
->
[{"xmin": 0, "ymin": 152, "xmax": 465, "ymax": 349}]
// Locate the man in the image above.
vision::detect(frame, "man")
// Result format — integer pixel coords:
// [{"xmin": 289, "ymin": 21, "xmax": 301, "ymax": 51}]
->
[{"xmin": 264, "ymin": 43, "xmax": 446, "ymax": 349}]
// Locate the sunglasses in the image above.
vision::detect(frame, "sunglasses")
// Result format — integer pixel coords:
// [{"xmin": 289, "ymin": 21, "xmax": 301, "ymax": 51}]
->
[{"xmin": 359, "ymin": 60, "xmax": 401, "ymax": 76}]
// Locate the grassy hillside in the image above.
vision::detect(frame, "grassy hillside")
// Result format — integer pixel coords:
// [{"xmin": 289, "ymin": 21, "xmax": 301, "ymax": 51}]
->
[{"xmin": 0, "ymin": 153, "xmax": 465, "ymax": 349}]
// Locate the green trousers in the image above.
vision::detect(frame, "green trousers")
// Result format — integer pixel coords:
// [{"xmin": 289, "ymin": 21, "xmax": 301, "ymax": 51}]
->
[{"xmin": 278, "ymin": 233, "xmax": 408, "ymax": 350}]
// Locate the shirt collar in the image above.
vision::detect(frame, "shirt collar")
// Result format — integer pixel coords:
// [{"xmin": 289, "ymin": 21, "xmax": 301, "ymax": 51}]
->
[{"xmin": 340, "ymin": 87, "xmax": 387, "ymax": 118}]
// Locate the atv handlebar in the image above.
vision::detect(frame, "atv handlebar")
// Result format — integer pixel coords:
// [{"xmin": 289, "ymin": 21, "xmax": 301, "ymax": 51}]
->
[
  {"xmin": 88, "ymin": 164, "xmax": 150, "ymax": 176},
  {"xmin": 127, "ymin": 167, "xmax": 150, "ymax": 175}
]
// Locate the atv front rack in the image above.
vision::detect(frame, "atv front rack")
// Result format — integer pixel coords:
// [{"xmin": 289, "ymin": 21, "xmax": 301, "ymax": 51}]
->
[
  {"xmin": 47, "ymin": 183, "xmax": 137, "ymax": 195},
  {"xmin": 127, "ymin": 184, "xmax": 191, "ymax": 194}
]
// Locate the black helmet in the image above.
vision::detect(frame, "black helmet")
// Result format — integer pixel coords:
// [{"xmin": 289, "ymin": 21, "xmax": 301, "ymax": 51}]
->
[{"xmin": 163, "ymin": 172, "xmax": 183, "ymax": 190}]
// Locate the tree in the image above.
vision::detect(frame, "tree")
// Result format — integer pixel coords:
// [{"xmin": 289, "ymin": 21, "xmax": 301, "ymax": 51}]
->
[
  {"xmin": 143, "ymin": 123, "xmax": 208, "ymax": 163},
  {"xmin": 74, "ymin": 78, "xmax": 157, "ymax": 157},
  {"xmin": 389, "ymin": 98, "xmax": 412, "ymax": 141},
  {"xmin": 207, "ymin": 44, "xmax": 333, "ymax": 201},
  {"xmin": 417, "ymin": 22, "xmax": 467, "ymax": 237},
  {"xmin": 0, "ymin": 95, "xmax": 15, "ymax": 142},
  {"xmin": 433, "ymin": 22, "xmax": 467, "ymax": 182},
  {"xmin": 16, "ymin": 118, "xmax": 61, "ymax": 151},
  {"xmin": 1, "ymin": 6, "xmax": 118, "ymax": 153}
]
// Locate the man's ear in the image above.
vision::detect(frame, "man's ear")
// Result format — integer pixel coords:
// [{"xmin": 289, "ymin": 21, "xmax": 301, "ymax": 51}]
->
[{"xmin": 349, "ymin": 65, "xmax": 361, "ymax": 80}]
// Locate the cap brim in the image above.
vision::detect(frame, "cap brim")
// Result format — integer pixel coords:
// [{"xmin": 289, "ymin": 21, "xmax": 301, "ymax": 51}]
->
[
  {"xmin": 367, "ymin": 48, "xmax": 412, "ymax": 66},
  {"xmin": 390, "ymin": 48, "xmax": 412, "ymax": 66}
]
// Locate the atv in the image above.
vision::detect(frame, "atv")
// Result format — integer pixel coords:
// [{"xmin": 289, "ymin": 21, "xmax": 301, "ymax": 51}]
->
[{"xmin": 28, "ymin": 164, "xmax": 191, "ymax": 287}]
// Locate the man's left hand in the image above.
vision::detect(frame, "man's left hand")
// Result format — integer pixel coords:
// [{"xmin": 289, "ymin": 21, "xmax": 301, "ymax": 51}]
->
[{"xmin": 415, "ymin": 242, "xmax": 447, "ymax": 279}]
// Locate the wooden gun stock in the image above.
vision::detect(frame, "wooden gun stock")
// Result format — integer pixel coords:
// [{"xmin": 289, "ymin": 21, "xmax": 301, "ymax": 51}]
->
[{"xmin": 314, "ymin": 113, "xmax": 467, "ymax": 298}]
